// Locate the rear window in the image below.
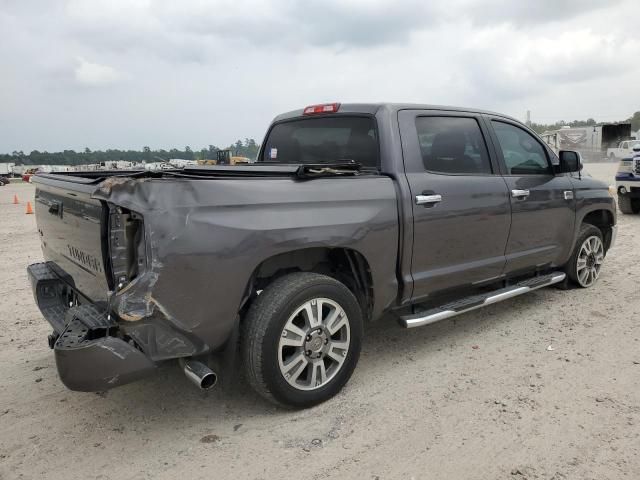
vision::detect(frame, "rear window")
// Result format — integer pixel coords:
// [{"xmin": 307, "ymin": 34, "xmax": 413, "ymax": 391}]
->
[
  {"xmin": 415, "ymin": 116, "xmax": 492, "ymax": 174},
  {"xmin": 261, "ymin": 116, "xmax": 379, "ymax": 168}
]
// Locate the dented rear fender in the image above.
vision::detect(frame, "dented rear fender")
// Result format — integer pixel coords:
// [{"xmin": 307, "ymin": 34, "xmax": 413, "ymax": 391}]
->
[{"xmin": 93, "ymin": 175, "xmax": 399, "ymax": 351}]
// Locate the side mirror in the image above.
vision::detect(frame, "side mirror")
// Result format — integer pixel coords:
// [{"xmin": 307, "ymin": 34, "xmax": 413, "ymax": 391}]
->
[{"xmin": 556, "ymin": 150, "xmax": 583, "ymax": 173}]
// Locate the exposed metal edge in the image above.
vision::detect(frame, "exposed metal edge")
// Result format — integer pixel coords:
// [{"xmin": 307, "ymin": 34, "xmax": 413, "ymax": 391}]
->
[{"xmin": 401, "ymin": 273, "xmax": 566, "ymax": 328}]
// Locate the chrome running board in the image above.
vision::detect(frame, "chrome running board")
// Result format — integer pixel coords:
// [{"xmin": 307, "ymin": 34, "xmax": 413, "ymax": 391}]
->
[{"xmin": 400, "ymin": 272, "xmax": 566, "ymax": 328}]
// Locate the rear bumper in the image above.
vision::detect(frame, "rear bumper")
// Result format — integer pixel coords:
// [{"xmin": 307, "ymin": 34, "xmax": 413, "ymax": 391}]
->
[{"xmin": 27, "ymin": 262, "xmax": 156, "ymax": 391}]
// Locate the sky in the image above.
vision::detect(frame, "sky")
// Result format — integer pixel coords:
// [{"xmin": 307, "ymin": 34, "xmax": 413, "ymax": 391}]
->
[{"xmin": 0, "ymin": 0, "xmax": 639, "ymax": 153}]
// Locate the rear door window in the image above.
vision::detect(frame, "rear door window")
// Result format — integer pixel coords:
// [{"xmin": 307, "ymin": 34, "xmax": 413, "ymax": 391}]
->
[
  {"xmin": 261, "ymin": 116, "xmax": 379, "ymax": 168},
  {"xmin": 415, "ymin": 116, "xmax": 493, "ymax": 174}
]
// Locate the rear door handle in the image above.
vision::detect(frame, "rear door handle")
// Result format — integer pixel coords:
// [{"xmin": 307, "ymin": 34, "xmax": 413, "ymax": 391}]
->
[
  {"xmin": 415, "ymin": 194, "xmax": 442, "ymax": 205},
  {"xmin": 511, "ymin": 189, "xmax": 530, "ymax": 199}
]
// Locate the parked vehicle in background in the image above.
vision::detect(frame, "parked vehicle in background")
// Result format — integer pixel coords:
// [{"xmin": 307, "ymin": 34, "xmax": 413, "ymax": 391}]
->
[
  {"xmin": 196, "ymin": 150, "xmax": 253, "ymax": 166},
  {"xmin": 27, "ymin": 103, "xmax": 617, "ymax": 408},
  {"xmin": 168, "ymin": 159, "xmax": 198, "ymax": 168},
  {"xmin": 143, "ymin": 161, "xmax": 175, "ymax": 171},
  {"xmin": 615, "ymin": 143, "xmax": 640, "ymax": 214},
  {"xmin": 22, "ymin": 168, "xmax": 40, "ymax": 182},
  {"xmin": 541, "ymin": 123, "xmax": 632, "ymax": 162},
  {"xmin": 0, "ymin": 176, "xmax": 9, "ymax": 186},
  {"xmin": 0, "ymin": 162, "xmax": 15, "ymax": 180},
  {"xmin": 607, "ymin": 139, "xmax": 640, "ymax": 161}
]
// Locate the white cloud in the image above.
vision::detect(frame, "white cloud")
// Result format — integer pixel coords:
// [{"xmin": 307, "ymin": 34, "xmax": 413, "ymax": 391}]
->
[
  {"xmin": 454, "ymin": 26, "xmax": 639, "ymax": 103},
  {"xmin": 0, "ymin": 0, "xmax": 638, "ymax": 152},
  {"xmin": 74, "ymin": 57, "xmax": 122, "ymax": 86}
]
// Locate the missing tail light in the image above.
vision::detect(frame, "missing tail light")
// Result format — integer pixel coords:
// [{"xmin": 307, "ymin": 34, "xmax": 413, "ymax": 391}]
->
[{"xmin": 108, "ymin": 206, "xmax": 145, "ymax": 291}]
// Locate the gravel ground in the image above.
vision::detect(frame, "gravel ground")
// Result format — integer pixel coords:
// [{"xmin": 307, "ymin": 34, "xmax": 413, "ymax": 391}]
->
[{"xmin": 1, "ymin": 164, "xmax": 638, "ymax": 480}]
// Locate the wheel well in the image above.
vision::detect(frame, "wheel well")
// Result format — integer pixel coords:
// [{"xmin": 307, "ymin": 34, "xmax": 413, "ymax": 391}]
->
[
  {"xmin": 240, "ymin": 248, "xmax": 374, "ymax": 320},
  {"xmin": 582, "ymin": 210, "xmax": 614, "ymax": 250}
]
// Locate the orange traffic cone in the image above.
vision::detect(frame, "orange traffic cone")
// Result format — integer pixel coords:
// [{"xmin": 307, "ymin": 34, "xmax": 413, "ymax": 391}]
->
[
  {"xmin": 13, "ymin": 194, "xmax": 19, "ymax": 204},
  {"xmin": 25, "ymin": 202, "xmax": 34, "ymax": 214}
]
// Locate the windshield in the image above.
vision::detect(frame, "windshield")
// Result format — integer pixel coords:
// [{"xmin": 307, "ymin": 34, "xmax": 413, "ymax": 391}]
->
[{"xmin": 260, "ymin": 116, "xmax": 379, "ymax": 168}]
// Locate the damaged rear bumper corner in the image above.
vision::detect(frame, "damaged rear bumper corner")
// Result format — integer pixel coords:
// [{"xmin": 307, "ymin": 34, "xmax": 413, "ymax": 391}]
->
[
  {"xmin": 28, "ymin": 262, "xmax": 156, "ymax": 392},
  {"xmin": 55, "ymin": 322, "xmax": 156, "ymax": 392}
]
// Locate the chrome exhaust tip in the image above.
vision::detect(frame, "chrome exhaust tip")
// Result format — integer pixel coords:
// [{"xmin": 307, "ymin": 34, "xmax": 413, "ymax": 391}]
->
[{"xmin": 181, "ymin": 359, "xmax": 217, "ymax": 390}]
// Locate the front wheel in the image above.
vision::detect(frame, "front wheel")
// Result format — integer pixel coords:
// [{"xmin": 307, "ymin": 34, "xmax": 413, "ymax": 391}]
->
[
  {"xmin": 566, "ymin": 224, "xmax": 605, "ymax": 288},
  {"xmin": 242, "ymin": 272, "xmax": 363, "ymax": 408}
]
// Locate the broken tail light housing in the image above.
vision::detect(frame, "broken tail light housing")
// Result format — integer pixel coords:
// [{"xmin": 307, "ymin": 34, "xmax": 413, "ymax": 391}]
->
[
  {"xmin": 108, "ymin": 207, "xmax": 146, "ymax": 292},
  {"xmin": 302, "ymin": 103, "xmax": 341, "ymax": 115}
]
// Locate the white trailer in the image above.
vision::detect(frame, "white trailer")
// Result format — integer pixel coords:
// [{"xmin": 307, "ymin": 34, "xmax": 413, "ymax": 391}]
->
[
  {"xmin": 540, "ymin": 123, "xmax": 632, "ymax": 161},
  {"xmin": 168, "ymin": 159, "xmax": 198, "ymax": 168},
  {"xmin": 144, "ymin": 162, "xmax": 174, "ymax": 171},
  {"xmin": 0, "ymin": 163, "xmax": 15, "ymax": 176}
]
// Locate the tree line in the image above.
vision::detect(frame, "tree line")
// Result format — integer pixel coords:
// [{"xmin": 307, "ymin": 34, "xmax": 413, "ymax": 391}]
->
[{"xmin": 0, "ymin": 138, "xmax": 260, "ymax": 166}]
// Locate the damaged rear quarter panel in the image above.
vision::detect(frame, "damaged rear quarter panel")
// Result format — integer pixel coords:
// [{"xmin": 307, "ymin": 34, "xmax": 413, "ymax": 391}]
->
[{"xmin": 94, "ymin": 175, "xmax": 399, "ymax": 351}]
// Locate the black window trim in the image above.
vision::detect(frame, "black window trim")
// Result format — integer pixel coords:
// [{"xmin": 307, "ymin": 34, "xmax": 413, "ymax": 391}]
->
[
  {"xmin": 258, "ymin": 113, "xmax": 381, "ymax": 170},
  {"xmin": 487, "ymin": 117, "xmax": 554, "ymax": 177},
  {"xmin": 412, "ymin": 113, "xmax": 498, "ymax": 177}
]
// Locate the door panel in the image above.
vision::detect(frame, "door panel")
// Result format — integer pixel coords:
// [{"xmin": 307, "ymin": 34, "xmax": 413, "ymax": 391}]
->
[
  {"xmin": 399, "ymin": 110, "xmax": 511, "ymax": 301},
  {"xmin": 501, "ymin": 175, "xmax": 575, "ymax": 272},
  {"xmin": 486, "ymin": 118, "xmax": 575, "ymax": 273}
]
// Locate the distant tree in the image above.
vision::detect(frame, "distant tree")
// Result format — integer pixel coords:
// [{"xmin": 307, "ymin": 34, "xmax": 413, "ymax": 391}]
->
[
  {"xmin": 531, "ymin": 113, "xmax": 639, "ymax": 135},
  {"xmin": 0, "ymin": 139, "xmax": 261, "ymax": 165}
]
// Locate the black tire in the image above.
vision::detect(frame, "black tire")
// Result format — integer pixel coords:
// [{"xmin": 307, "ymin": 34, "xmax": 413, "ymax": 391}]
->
[
  {"xmin": 618, "ymin": 195, "xmax": 640, "ymax": 214},
  {"xmin": 565, "ymin": 223, "xmax": 604, "ymax": 288},
  {"xmin": 242, "ymin": 272, "xmax": 363, "ymax": 408}
]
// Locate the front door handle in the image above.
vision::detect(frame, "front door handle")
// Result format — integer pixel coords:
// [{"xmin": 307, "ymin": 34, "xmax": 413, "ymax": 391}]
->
[
  {"xmin": 511, "ymin": 189, "xmax": 530, "ymax": 199},
  {"xmin": 415, "ymin": 194, "xmax": 442, "ymax": 205}
]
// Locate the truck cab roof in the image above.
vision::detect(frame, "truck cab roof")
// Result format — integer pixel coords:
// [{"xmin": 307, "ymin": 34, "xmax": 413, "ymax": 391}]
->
[{"xmin": 273, "ymin": 103, "xmax": 519, "ymax": 124}]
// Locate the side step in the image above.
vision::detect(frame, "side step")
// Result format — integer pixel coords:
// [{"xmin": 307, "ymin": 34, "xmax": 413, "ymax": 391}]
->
[{"xmin": 400, "ymin": 272, "xmax": 566, "ymax": 328}]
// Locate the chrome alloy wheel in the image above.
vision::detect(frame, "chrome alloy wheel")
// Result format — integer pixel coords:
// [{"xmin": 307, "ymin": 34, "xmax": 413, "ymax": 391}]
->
[
  {"xmin": 278, "ymin": 298, "xmax": 351, "ymax": 391},
  {"xmin": 576, "ymin": 235, "xmax": 604, "ymax": 287}
]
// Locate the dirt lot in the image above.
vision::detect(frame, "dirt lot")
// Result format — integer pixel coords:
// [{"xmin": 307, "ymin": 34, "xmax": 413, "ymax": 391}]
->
[{"xmin": 1, "ymin": 164, "xmax": 638, "ymax": 480}]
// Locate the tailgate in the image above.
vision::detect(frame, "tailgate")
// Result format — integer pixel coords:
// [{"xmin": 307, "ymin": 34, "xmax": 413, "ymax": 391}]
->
[{"xmin": 33, "ymin": 176, "xmax": 110, "ymax": 303}]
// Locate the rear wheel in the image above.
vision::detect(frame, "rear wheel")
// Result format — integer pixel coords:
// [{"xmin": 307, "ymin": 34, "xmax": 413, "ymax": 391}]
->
[
  {"xmin": 242, "ymin": 272, "xmax": 363, "ymax": 408},
  {"xmin": 566, "ymin": 224, "xmax": 605, "ymax": 288},
  {"xmin": 618, "ymin": 195, "xmax": 640, "ymax": 214}
]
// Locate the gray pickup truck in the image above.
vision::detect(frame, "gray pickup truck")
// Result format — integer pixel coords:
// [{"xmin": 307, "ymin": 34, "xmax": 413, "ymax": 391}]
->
[{"xmin": 28, "ymin": 103, "xmax": 617, "ymax": 408}]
